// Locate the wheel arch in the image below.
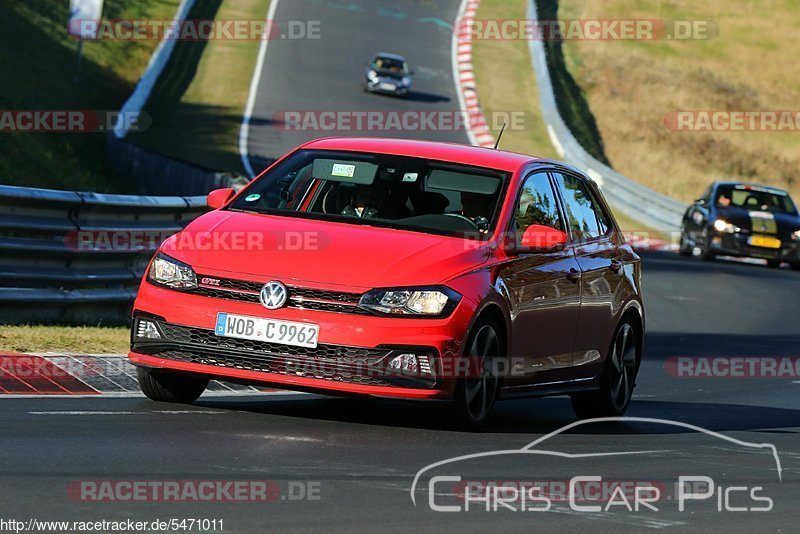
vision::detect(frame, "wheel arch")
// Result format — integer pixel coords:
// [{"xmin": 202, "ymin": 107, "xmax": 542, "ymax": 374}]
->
[
  {"xmin": 461, "ymin": 299, "xmax": 510, "ymax": 357},
  {"xmin": 619, "ymin": 303, "xmax": 645, "ymax": 369}
]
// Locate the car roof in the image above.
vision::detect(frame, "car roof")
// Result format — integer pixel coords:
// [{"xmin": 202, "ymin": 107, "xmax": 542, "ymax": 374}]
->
[
  {"xmin": 712, "ymin": 181, "xmax": 790, "ymax": 195},
  {"xmin": 299, "ymin": 137, "xmax": 538, "ymax": 173},
  {"xmin": 373, "ymin": 52, "xmax": 407, "ymax": 61}
]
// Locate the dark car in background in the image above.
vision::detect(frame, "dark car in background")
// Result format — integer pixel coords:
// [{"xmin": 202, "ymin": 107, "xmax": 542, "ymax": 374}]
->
[
  {"xmin": 363, "ymin": 53, "xmax": 412, "ymax": 97},
  {"xmin": 680, "ymin": 181, "xmax": 800, "ymax": 269}
]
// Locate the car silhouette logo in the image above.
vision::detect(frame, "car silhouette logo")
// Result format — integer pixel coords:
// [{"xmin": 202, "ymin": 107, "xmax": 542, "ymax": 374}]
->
[{"xmin": 260, "ymin": 281, "xmax": 288, "ymax": 309}]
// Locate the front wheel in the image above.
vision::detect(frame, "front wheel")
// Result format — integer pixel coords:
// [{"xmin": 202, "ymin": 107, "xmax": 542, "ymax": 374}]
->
[
  {"xmin": 571, "ymin": 319, "xmax": 639, "ymax": 419},
  {"xmin": 136, "ymin": 367, "xmax": 208, "ymax": 403},
  {"xmin": 766, "ymin": 259, "xmax": 782, "ymax": 269},
  {"xmin": 447, "ymin": 321, "xmax": 501, "ymax": 429},
  {"xmin": 700, "ymin": 234, "xmax": 716, "ymax": 261},
  {"xmin": 790, "ymin": 262, "xmax": 800, "ymax": 271},
  {"xmin": 678, "ymin": 229, "xmax": 693, "ymax": 256}
]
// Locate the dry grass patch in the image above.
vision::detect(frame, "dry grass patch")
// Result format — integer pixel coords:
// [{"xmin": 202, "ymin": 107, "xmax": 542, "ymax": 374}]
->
[
  {"xmin": 0, "ymin": 326, "xmax": 130, "ymax": 354},
  {"xmin": 562, "ymin": 0, "xmax": 800, "ymax": 202}
]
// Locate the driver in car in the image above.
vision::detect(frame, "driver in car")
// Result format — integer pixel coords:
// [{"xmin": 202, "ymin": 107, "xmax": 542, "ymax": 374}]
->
[
  {"xmin": 342, "ymin": 186, "xmax": 381, "ymax": 219},
  {"xmin": 460, "ymin": 192, "xmax": 491, "ymax": 232}
]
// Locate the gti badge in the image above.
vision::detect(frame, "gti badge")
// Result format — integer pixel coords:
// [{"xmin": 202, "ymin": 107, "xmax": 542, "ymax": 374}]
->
[{"xmin": 260, "ymin": 281, "xmax": 288, "ymax": 310}]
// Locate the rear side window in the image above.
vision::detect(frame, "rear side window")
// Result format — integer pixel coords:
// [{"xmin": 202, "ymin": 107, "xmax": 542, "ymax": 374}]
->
[{"xmin": 552, "ymin": 173, "xmax": 610, "ymax": 242}]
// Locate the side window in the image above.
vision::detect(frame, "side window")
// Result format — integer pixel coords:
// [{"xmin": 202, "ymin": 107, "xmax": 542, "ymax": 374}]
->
[
  {"xmin": 553, "ymin": 172, "xmax": 608, "ymax": 242},
  {"xmin": 514, "ymin": 172, "xmax": 565, "ymax": 246}
]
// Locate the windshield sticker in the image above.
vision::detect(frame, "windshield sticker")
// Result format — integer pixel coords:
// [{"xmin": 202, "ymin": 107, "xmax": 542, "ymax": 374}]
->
[
  {"xmin": 402, "ymin": 172, "xmax": 419, "ymax": 183},
  {"xmin": 244, "ymin": 194, "xmax": 261, "ymax": 202},
  {"xmin": 331, "ymin": 163, "xmax": 356, "ymax": 178}
]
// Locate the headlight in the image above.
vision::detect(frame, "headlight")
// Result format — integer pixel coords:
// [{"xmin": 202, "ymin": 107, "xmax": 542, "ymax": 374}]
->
[
  {"xmin": 401, "ymin": 76, "xmax": 411, "ymax": 86},
  {"xmin": 147, "ymin": 253, "xmax": 197, "ymax": 290},
  {"xmin": 792, "ymin": 229, "xmax": 800, "ymax": 240},
  {"xmin": 359, "ymin": 287, "xmax": 461, "ymax": 317},
  {"xmin": 367, "ymin": 69, "xmax": 378, "ymax": 82},
  {"xmin": 712, "ymin": 218, "xmax": 738, "ymax": 233}
]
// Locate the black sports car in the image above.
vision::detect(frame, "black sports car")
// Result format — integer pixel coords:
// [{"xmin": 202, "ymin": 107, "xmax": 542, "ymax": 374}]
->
[{"xmin": 680, "ymin": 181, "xmax": 800, "ymax": 269}]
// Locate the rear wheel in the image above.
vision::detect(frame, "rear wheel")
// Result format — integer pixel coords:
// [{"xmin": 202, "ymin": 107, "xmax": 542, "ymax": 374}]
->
[
  {"xmin": 571, "ymin": 319, "xmax": 639, "ymax": 419},
  {"xmin": 447, "ymin": 320, "xmax": 501, "ymax": 429},
  {"xmin": 136, "ymin": 367, "xmax": 208, "ymax": 404},
  {"xmin": 766, "ymin": 259, "xmax": 782, "ymax": 269}
]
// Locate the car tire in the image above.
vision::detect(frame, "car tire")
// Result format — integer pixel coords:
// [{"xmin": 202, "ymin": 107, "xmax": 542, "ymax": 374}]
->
[
  {"xmin": 136, "ymin": 367, "xmax": 208, "ymax": 404},
  {"xmin": 571, "ymin": 318, "xmax": 639, "ymax": 419},
  {"xmin": 678, "ymin": 229, "xmax": 693, "ymax": 256},
  {"xmin": 790, "ymin": 262, "xmax": 800, "ymax": 271},
  {"xmin": 700, "ymin": 234, "xmax": 716, "ymax": 261},
  {"xmin": 446, "ymin": 319, "xmax": 502, "ymax": 429},
  {"xmin": 766, "ymin": 259, "xmax": 782, "ymax": 269}
]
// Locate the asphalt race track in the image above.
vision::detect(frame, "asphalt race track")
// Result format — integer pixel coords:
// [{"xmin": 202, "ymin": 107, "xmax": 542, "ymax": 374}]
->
[
  {"xmin": 2, "ymin": 252, "xmax": 800, "ymax": 532},
  {"xmin": 245, "ymin": 0, "xmax": 469, "ymax": 165}
]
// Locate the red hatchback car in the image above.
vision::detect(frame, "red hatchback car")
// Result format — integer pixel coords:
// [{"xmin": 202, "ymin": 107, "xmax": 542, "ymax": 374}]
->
[{"xmin": 130, "ymin": 138, "xmax": 644, "ymax": 426}]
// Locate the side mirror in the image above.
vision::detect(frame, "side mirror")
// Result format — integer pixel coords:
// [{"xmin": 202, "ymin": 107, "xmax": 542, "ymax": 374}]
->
[
  {"xmin": 695, "ymin": 198, "xmax": 707, "ymax": 206},
  {"xmin": 508, "ymin": 225, "xmax": 569, "ymax": 253},
  {"xmin": 207, "ymin": 188, "xmax": 235, "ymax": 210}
]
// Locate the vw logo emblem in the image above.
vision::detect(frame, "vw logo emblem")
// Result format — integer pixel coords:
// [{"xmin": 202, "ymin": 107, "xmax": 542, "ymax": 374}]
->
[{"xmin": 259, "ymin": 281, "xmax": 288, "ymax": 310}]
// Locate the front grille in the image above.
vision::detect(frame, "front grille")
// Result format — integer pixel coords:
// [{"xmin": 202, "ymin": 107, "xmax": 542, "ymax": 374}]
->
[
  {"xmin": 151, "ymin": 323, "xmax": 411, "ymax": 387},
  {"xmin": 155, "ymin": 349, "xmax": 390, "ymax": 386},
  {"xmin": 133, "ymin": 321, "xmax": 437, "ymax": 389},
  {"xmin": 158, "ymin": 323, "xmax": 386, "ymax": 363},
  {"xmin": 191, "ymin": 276, "xmax": 368, "ymax": 314}
]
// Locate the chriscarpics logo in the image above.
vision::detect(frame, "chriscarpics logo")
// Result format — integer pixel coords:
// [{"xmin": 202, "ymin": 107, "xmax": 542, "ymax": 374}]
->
[{"xmin": 411, "ymin": 417, "xmax": 781, "ymax": 522}]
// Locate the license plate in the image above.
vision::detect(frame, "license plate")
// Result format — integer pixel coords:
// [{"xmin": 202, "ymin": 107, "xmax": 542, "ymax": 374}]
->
[
  {"xmin": 748, "ymin": 235, "xmax": 781, "ymax": 249},
  {"xmin": 380, "ymin": 82, "xmax": 396, "ymax": 91},
  {"xmin": 215, "ymin": 313, "xmax": 319, "ymax": 348}
]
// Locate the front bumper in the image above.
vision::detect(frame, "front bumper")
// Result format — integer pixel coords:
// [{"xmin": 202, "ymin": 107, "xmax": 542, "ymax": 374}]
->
[
  {"xmin": 130, "ymin": 282, "xmax": 472, "ymax": 399},
  {"xmin": 365, "ymin": 78, "xmax": 409, "ymax": 95},
  {"xmin": 708, "ymin": 232, "xmax": 800, "ymax": 261}
]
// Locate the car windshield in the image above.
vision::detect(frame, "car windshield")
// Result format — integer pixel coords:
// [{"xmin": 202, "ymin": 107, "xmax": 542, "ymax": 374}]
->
[
  {"xmin": 229, "ymin": 149, "xmax": 508, "ymax": 239},
  {"xmin": 714, "ymin": 184, "xmax": 798, "ymax": 214},
  {"xmin": 372, "ymin": 57, "xmax": 407, "ymax": 73}
]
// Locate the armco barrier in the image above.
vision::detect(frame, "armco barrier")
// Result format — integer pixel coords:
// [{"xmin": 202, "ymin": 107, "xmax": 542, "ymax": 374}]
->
[
  {"xmin": 0, "ymin": 185, "xmax": 207, "ymax": 325},
  {"xmin": 527, "ymin": 0, "xmax": 687, "ymax": 231}
]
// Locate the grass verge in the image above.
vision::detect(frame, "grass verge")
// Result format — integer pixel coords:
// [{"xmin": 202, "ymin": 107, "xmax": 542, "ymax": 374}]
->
[
  {"xmin": 0, "ymin": 326, "xmax": 130, "ymax": 354},
  {"xmin": 472, "ymin": 0, "xmax": 650, "ymax": 232},
  {"xmin": 0, "ymin": 0, "xmax": 180, "ymax": 192},
  {"xmin": 472, "ymin": 0, "xmax": 557, "ymax": 160},
  {"xmin": 128, "ymin": 0, "xmax": 270, "ymax": 175}
]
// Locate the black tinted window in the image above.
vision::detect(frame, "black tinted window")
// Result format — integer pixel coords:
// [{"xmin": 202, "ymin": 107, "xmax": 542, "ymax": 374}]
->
[
  {"xmin": 514, "ymin": 173, "xmax": 564, "ymax": 245},
  {"xmin": 553, "ymin": 173, "xmax": 608, "ymax": 241}
]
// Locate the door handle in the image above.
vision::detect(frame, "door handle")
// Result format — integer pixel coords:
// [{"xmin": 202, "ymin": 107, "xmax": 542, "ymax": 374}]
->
[
  {"xmin": 610, "ymin": 259, "xmax": 623, "ymax": 273},
  {"xmin": 567, "ymin": 268, "xmax": 581, "ymax": 283}
]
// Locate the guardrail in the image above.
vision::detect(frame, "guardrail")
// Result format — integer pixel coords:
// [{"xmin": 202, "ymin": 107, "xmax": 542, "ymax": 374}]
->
[
  {"xmin": 527, "ymin": 0, "xmax": 687, "ymax": 231},
  {"xmin": 0, "ymin": 185, "xmax": 207, "ymax": 325}
]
